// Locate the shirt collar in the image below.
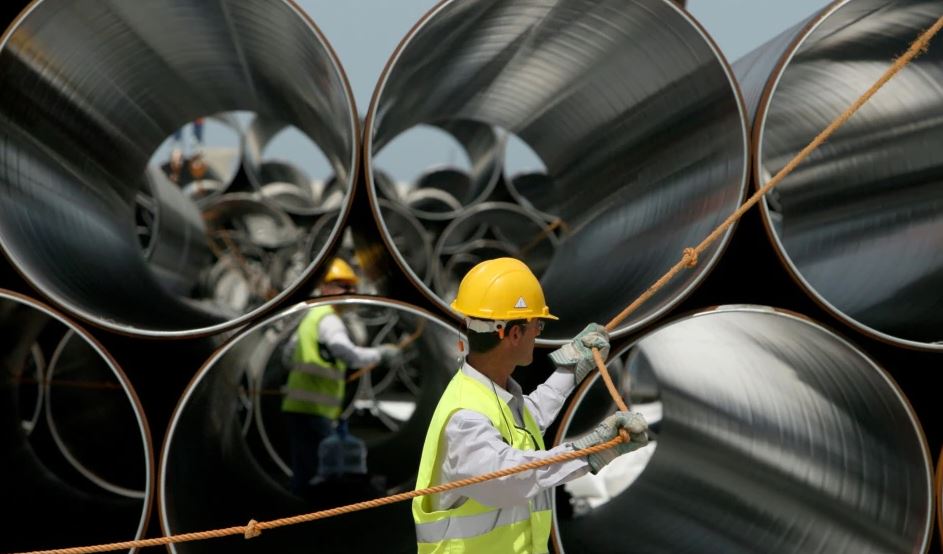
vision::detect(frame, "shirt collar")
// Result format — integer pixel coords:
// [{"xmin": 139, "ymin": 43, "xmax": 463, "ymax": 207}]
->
[{"xmin": 461, "ymin": 359, "xmax": 522, "ymax": 404}]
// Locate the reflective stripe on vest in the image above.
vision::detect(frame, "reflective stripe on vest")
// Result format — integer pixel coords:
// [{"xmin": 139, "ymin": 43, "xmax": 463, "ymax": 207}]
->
[
  {"xmin": 415, "ymin": 490, "xmax": 552, "ymax": 544},
  {"xmin": 413, "ymin": 370, "xmax": 553, "ymax": 553},
  {"xmin": 281, "ymin": 306, "xmax": 347, "ymax": 419},
  {"xmin": 282, "ymin": 387, "xmax": 343, "ymax": 408},
  {"xmin": 292, "ymin": 362, "xmax": 345, "ymax": 380}
]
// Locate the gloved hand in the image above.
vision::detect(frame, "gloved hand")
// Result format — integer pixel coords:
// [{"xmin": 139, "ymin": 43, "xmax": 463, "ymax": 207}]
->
[
  {"xmin": 377, "ymin": 344, "xmax": 401, "ymax": 365},
  {"xmin": 548, "ymin": 323, "xmax": 610, "ymax": 383},
  {"xmin": 570, "ymin": 411, "xmax": 649, "ymax": 474}
]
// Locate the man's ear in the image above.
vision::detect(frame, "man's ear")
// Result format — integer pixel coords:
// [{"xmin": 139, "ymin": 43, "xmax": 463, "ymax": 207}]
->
[{"xmin": 507, "ymin": 323, "xmax": 524, "ymax": 344}]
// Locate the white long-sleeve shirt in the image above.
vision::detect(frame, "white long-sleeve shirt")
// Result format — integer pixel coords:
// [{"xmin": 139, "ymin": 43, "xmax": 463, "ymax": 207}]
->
[
  {"xmin": 431, "ymin": 361, "xmax": 589, "ymax": 510},
  {"xmin": 319, "ymin": 313, "xmax": 381, "ymax": 368}
]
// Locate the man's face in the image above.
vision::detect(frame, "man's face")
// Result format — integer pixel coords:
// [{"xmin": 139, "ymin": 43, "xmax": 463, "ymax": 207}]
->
[{"xmin": 508, "ymin": 319, "xmax": 543, "ymax": 367}]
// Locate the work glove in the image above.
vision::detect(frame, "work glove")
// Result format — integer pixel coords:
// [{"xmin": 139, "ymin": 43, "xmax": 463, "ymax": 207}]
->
[
  {"xmin": 548, "ymin": 323, "xmax": 610, "ymax": 383},
  {"xmin": 570, "ymin": 411, "xmax": 649, "ymax": 474},
  {"xmin": 377, "ymin": 344, "xmax": 401, "ymax": 365}
]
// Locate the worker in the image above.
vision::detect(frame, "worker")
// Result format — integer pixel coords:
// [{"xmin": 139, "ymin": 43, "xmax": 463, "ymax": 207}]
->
[
  {"xmin": 413, "ymin": 257, "xmax": 649, "ymax": 553},
  {"xmin": 168, "ymin": 117, "xmax": 206, "ymax": 183},
  {"xmin": 282, "ymin": 257, "xmax": 400, "ymax": 498}
]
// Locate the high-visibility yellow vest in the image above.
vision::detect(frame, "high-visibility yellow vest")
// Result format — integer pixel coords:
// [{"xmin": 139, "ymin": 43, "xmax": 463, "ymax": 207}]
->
[
  {"xmin": 413, "ymin": 370, "xmax": 553, "ymax": 554},
  {"xmin": 281, "ymin": 306, "xmax": 347, "ymax": 419}
]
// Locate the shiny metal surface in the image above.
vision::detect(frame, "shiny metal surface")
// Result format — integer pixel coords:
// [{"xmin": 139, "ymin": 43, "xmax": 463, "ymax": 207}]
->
[
  {"xmin": 734, "ymin": 0, "xmax": 943, "ymax": 350},
  {"xmin": 432, "ymin": 202, "xmax": 560, "ymax": 302},
  {"xmin": 243, "ymin": 116, "xmax": 346, "ymax": 217},
  {"xmin": 0, "ymin": 290, "xmax": 152, "ymax": 552},
  {"xmin": 379, "ymin": 199, "xmax": 435, "ymax": 285},
  {"xmin": 201, "ymin": 193, "xmax": 300, "ymax": 250},
  {"xmin": 365, "ymin": 0, "xmax": 748, "ymax": 344},
  {"xmin": 0, "ymin": 0, "xmax": 357, "ymax": 337},
  {"xmin": 17, "ymin": 344, "xmax": 46, "ymax": 437},
  {"xmin": 141, "ymin": 166, "xmax": 213, "ymax": 296},
  {"xmin": 937, "ymin": 449, "xmax": 942, "ymax": 548},
  {"xmin": 395, "ymin": 120, "xmax": 503, "ymax": 221},
  {"xmin": 45, "ymin": 330, "xmax": 147, "ymax": 498},
  {"xmin": 553, "ymin": 305, "xmax": 932, "ymax": 553},
  {"xmin": 159, "ymin": 297, "xmax": 460, "ymax": 554},
  {"xmin": 259, "ymin": 162, "xmax": 319, "ymax": 214}
]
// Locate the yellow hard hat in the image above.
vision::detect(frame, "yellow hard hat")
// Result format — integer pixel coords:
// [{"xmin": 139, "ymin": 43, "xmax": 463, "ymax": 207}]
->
[
  {"xmin": 324, "ymin": 258, "xmax": 359, "ymax": 284},
  {"xmin": 451, "ymin": 258, "xmax": 557, "ymax": 328}
]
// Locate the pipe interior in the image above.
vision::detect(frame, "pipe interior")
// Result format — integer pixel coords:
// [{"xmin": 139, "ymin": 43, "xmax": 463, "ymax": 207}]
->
[
  {"xmin": 753, "ymin": 0, "xmax": 943, "ymax": 348},
  {"xmin": 0, "ymin": 291, "xmax": 151, "ymax": 552},
  {"xmin": 554, "ymin": 306, "xmax": 932, "ymax": 553},
  {"xmin": 160, "ymin": 298, "xmax": 460, "ymax": 553},
  {"xmin": 367, "ymin": 0, "xmax": 747, "ymax": 343},
  {"xmin": 243, "ymin": 115, "xmax": 341, "ymax": 217},
  {"xmin": 0, "ymin": 0, "xmax": 356, "ymax": 336}
]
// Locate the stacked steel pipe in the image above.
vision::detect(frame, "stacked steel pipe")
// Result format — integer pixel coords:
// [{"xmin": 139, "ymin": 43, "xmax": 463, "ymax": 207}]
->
[
  {"xmin": 363, "ymin": 0, "xmax": 750, "ymax": 345},
  {"xmin": 159, "ymin": 297, "xmax": 460, "ymax": 554},
  {"xmin": 0, "ymin": 0, "xmax": 359, "ymax": 338},
  {"xmin": 0, "ymin": 291, "xmax": 152, "ymax": 552},
  {"xmin": 0, "ymin": 0, "xmax": 939, "ymax": 553},
  {"xmin": 553, "ymin": 306, "xmax": 932, "ymax": 553}
]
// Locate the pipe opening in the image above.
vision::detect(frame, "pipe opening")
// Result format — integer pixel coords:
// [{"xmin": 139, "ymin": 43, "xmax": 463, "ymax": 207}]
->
[
  {"xmin": 553, "ymin": 305, "xmax": 932, "ymax": 553},
  {"xmin": 0, "ymin": 0, "xmax": 357, "ymax": 337},
  {"xmin": 0, "ymin": 291, "xmax": 152, "ymax": 552},
  {"xmin": 374, "ymin": 120, "xmax": 503, "ymax": 222},
  {"xmin": 750, "ymin": 0, "xmax": 943, "ymax": 349},
  {"xmin": 366, "ymin": 0, "xmax": 748, "ymax": 344},
  {"xmin": 244, "ymin": 115, "xmax": 341, "ymax": 217},
  {"xmin": 160, "ymin": 297, "xmax": 460, "ymax": 553}
]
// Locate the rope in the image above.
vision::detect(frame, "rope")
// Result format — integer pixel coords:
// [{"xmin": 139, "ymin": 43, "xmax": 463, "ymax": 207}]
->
[
  {"xmin": 12, "ymin": 437, "xmax": 625, "ymax": 554},
  {"xmin": 11, "ymin": 378, "xmax": 122, "ymax": 392},
  {"xmin": 10, "ymin": 13, "xmax": 941, "ymax": 554}
]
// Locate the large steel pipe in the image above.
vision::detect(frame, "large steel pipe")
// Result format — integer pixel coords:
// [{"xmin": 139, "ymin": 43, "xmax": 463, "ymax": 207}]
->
[
  {"xmin": 0, "ymin": 0, "xmax": 357, "ymax": 337},
  {"xmin": 553, "ymin": 305, "xmax": 932, "ymax": 553},
  {"xmin": 735, "ymin": 0, "xmax": 943, "ymax": 350},
  {"xmin": 160, "ymin": 297, "xmax": 460, "ymax": 553},
  {"xmin": 0, "ymin": 290, "xmax": 152, "ymax": 553},
  {"xmin": 365, "ymin": 0, "xmax": 748, "ymax": 344},
  {"xmin": 938, "ymin": 449, "xmax": 942, "ymax": 549}
]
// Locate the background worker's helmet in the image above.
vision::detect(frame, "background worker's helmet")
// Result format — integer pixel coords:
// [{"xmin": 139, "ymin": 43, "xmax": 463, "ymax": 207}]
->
[
  {"xmin": 324, "ymin": 258, "xmax": 359, "ymax": 285},
  {"xmin": 451, "ymin": 258, "xmax": 557, "ymax": 333}
]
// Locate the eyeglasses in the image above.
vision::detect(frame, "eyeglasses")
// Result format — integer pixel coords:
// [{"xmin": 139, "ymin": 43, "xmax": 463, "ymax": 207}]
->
[{"xmin": 530, "ymin": 319, "xmax": 545, "ymax": 334}]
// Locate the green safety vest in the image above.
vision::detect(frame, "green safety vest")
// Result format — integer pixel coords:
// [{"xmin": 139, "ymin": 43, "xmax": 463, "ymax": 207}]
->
[
  {"xmin": 413, "ymin": 370, "xmax": 553, "ymax": 553},
  {"xmin": 281, "ymin": 306, "xmax": 347, "ymax": 419}
]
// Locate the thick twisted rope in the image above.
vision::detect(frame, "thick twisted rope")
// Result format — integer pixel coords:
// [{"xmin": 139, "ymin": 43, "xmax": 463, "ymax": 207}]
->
[
  {"xmin": 12, "ymin": 437, "xmax": 624, "ymax": 554},
  {"xmin": 9, "ymin": 12, "xmax": 942, "ymax": 554}
]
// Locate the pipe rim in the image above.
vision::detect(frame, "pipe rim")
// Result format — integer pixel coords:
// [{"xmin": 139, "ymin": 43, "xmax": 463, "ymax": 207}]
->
[
  {"xmin": 0, "ymin": 288, "xmax": 154, "ymax": 548},
  {"xmin": 550, "ymin": 303, "xmax": 932, "ymax": 553},
  {"xmin": 0, "ymin": 0, "xmax": 360, "ymax": 339},
  {"xmin": 157, "ymin": 294, "xmax": 459, "ymax": 545},
  {"xmin": 751, "ymin": 0, "xmax": 943, "ymax": 352},
  {"xmin": 363, "ymin": 0, "xmax": 751, "ymax": 346}
]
